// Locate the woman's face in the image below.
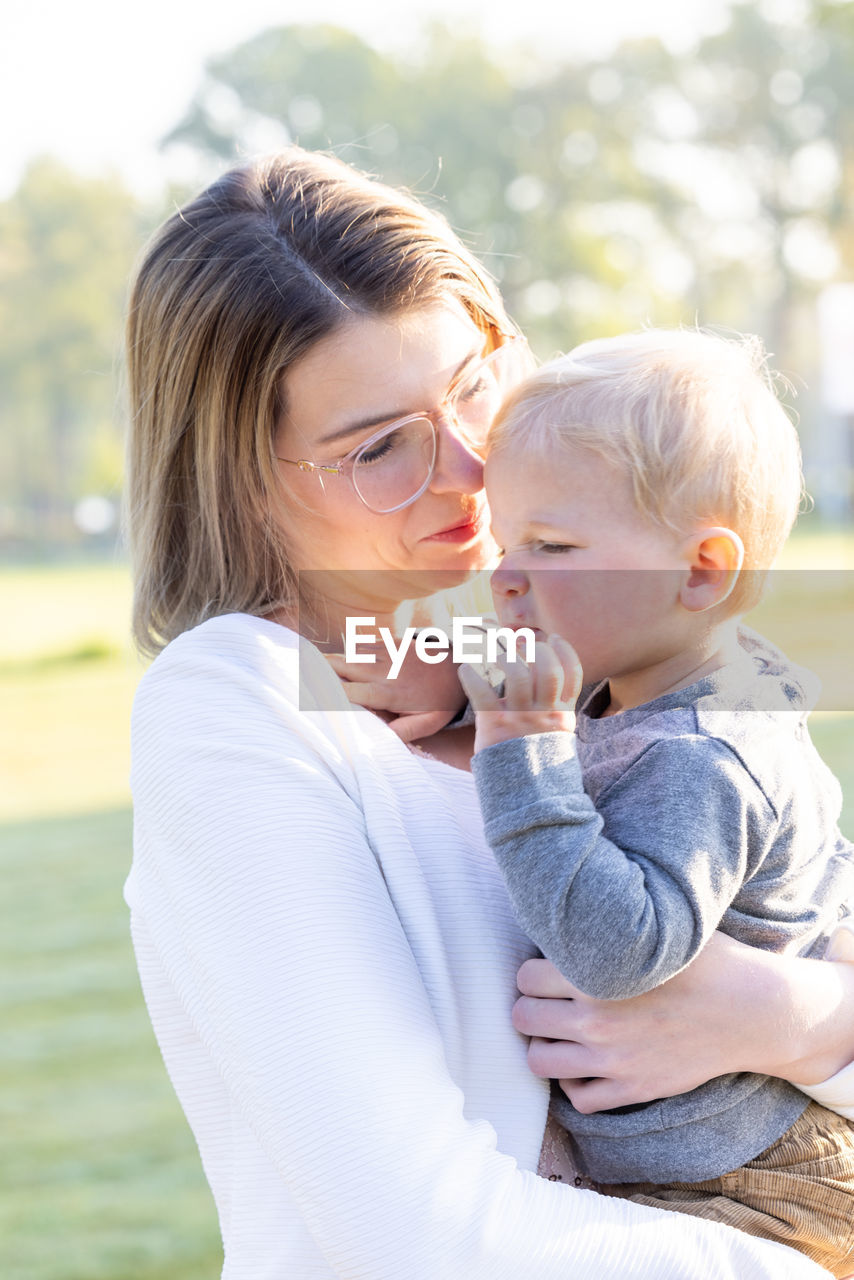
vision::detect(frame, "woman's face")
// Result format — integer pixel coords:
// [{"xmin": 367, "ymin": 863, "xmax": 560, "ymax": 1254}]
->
[{"xmin": 274, "ymin": 302, "xmax": 499, "ymax": 611}]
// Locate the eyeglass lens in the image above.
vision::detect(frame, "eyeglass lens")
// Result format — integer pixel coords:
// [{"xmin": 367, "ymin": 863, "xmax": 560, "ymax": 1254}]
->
[
  {"xmin": 351, "ymin": 342, "xmax": 529, "ymax": 513},
  {"xmin": 352, "ymin": 418, "xmax": 437, "ymax": 513}
]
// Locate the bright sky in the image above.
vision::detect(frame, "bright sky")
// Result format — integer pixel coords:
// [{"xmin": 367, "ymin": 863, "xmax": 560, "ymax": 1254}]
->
[{"xmin": 4, "ymin": 0, "xmax": 737, "ymax": 200}]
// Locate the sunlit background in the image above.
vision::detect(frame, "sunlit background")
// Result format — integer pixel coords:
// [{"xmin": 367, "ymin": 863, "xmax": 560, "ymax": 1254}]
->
[
  {"xmin": 3, "ymin": 2, "xmax": 853, "ymax": 1275},
  {"xmin": 4, "ymin": 0, "xmax": 854, "ymax": 556}
]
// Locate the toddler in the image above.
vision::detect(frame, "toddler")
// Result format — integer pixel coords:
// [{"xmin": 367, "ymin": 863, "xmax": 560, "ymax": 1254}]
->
[{"xmin": 461, "ymin": 328, "xmax": 854, "ymax": 1276}]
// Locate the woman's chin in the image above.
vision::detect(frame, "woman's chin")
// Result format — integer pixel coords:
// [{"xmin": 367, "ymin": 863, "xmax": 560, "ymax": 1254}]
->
[{"xmin": 393, "ymin": 566, "xmax": 478, "ymax": 598}]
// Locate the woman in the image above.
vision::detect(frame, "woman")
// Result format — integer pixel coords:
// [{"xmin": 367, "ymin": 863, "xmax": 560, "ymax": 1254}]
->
[{"xmin": 125, "ymin": 148, "xmax": 854, "ymax": 1278}]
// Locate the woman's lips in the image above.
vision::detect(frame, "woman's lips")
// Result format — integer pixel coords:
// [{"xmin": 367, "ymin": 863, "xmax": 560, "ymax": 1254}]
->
[{"xmin": 424, "ymin": 506, "xmax": 487, "ymax": 543}]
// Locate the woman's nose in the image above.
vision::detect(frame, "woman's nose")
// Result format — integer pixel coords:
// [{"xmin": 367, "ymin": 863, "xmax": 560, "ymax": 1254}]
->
[
  {"xmin": 490, "ymin": 561, "xmax": 529, "ymax": 599},
  {"xmin": 428, "ymin": 416, "xmax": 485, "ymax": 496}
]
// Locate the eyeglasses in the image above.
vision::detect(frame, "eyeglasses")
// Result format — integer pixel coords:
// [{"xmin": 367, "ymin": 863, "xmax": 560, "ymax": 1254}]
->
[{"xmin": 277, "ymin": 334, "xmax": 533, "ymax": 513}]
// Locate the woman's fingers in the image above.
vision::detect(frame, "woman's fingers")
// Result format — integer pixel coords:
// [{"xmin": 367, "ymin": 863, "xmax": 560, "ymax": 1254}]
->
[
  {"xmin": 324, "ymin": 647, "xmax": 396, "ymax": 682},
  {"xmin": 517, "ymin": 956, "xmax": 580, "ymax": 998},
  {"xmin": 333, "ymin": 633, "xmax": 581, "ymax": 719},
  {"xmin": 514, "ymin": 957, "xmax": 650, "ymax": 1108},
  {"xmin": 558, "ymin": 1075, "xmax": 635, "ymax": 1114},
  {"xmin": 513, "ymin": 994, "xmax": 579, "ymax": 1040},
  {"xmin": 340, "ymin": 681, "xmax": 391, "ymax": 709},
  {"xmin": 514, "ymin": 951, "xmax": 758, "ymax": 1111},
  {"xmin": 518, "ymin": 1027, "xmax": 642, "ymax": 1112},
  {"xmin": 323, "ymin": 651, "xmax": 350, "ymax": 673},
  {"xmin": 388, "ymin": 709, "xmax": 458, "ymax": 743}
]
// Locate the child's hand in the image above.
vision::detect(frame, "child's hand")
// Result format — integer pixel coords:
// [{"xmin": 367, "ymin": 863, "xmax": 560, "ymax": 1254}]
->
[
  {"xmin": 459, "ymin": 634, "xmax": 583, "ymax": 753},
  {"xmin": 325, "ymin": 641, "xmax": 468, "ymax": 743}
]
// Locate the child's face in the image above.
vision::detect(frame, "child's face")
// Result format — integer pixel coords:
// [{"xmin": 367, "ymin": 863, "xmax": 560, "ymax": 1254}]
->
[{"xmin": 485, "ymin": 441, "xmax": 694, "ymax": 686}]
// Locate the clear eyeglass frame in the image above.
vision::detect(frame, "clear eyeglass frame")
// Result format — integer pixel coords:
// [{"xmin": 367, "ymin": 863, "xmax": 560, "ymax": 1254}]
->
[{"xmin": 276, "ymin": 334, "xmax": 532, "ymax": 514}]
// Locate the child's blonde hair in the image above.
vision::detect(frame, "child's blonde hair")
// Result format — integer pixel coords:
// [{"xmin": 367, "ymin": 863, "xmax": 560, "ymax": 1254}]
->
[{"xmin": 488, "ymin": 328, "xmax": 805, "ymax": 612}]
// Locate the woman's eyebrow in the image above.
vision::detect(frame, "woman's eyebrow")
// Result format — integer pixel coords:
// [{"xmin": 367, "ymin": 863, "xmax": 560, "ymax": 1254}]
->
[
  {"xmin": 316, "ymin": 345, "xmax": 483, "ymax": 448},
  {"xmin": 316, "ymin": 410, "xmax": 410, "ymax": 448}
]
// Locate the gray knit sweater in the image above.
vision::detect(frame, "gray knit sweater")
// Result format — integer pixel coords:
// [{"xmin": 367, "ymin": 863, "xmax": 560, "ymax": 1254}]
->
[{"xmin": 471, "ymin": 630, "xmax": 854, "ymax": 1183}]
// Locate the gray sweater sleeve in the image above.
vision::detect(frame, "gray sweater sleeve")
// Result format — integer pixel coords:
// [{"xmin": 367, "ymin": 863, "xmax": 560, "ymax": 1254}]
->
[{"xmin": 471, "ymin": 731, "xmax": 775, "ymax": 999}]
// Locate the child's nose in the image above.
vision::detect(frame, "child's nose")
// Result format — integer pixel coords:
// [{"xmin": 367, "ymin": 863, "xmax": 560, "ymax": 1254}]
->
[{"xmin": 490, "ymin": 562, "xmax": 529, "ymax": 599}]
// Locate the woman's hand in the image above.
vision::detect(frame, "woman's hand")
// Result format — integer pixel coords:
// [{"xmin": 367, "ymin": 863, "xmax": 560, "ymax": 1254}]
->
[
  {"xmin": 513, "ymin": 933, "xmax": 854, "ymax": 1112},
  {"xmin": 459, "ymin": 636, "xmax": 582, "ymax": 753},
  {"xmin": 325, "ymin": 642, "xmax": 467, "ymax": 743}
]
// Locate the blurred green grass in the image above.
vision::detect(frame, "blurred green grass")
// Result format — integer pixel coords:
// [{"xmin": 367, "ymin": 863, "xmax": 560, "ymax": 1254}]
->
[
  {"xmin": 737, "ymin": 525, "xmax": 854, "ymax": 834},
  {"xmin": 2, "ymin": 564, "xmax": 222, "ymax": 1278},
  {"xmin": 1, "ymin": 544, "xmax": 851, "ymax": 1279},
  {"xmin": 0, "ymin": 809, "xmax": 221, "ymax": 1280},
  {"xmin": 1, "ymin": 563, "xmax": 139, "ymax": 822}
]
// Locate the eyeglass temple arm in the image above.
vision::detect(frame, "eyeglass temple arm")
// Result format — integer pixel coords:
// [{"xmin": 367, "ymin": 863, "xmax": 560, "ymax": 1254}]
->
[{"xmin": 276, "ymin": 456, "xmax": 342, "ymax": 475}]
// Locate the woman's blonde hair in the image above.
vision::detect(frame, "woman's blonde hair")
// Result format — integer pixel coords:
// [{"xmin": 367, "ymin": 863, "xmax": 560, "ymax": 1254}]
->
[
  {"xmin": 489, "ymin": 328, "xmax": 805, "ymax": 612},
  {"xmin": 126, "ymin": 148, "xmax": 511, "ymax": 655}
]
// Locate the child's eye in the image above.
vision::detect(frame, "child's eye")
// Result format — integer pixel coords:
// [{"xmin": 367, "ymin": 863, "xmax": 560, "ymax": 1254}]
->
[{"xmin": 536, "ymin": 541, "xmax": 575, "ymax": 555}]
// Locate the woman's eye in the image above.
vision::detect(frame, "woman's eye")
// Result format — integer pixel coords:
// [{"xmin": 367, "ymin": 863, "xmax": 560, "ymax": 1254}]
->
[
  {"xmin": 455, "ymin": 374, "xmax": 489, "ymax": 403},
  {"xmin": 356, "ymin": 432, "xmax": 398, "ymax": 466}
]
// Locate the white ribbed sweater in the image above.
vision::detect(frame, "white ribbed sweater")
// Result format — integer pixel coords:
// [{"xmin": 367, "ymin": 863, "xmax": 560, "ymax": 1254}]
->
[{"xmin": 126, "ymin": 614, "xmax": 832, "ymax": 1279}]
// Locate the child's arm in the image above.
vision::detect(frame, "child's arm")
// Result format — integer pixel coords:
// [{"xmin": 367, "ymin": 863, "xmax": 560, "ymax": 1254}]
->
[{"xmin": 461, "ymin": 639, "xmax": 771, "ymax": 1001}]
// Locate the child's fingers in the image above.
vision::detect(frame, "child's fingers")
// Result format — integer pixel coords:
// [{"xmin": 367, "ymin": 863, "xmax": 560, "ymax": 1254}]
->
[
  {"xmin": 496, "ymin": 650, "xmax": 534, "ymax": 710},
  {"xmin": 530, "ymin": 640, "xmax": 564, "ymax": 707},
  {"xmin": 458, "ymin": 663, "xmax": 500, "ymax": 712},
  {"xmin": 501, "ymin": 641, "xmax": 571, "ymax": 709},
  {"xmin": 547, "ymin": 634, "xmax": 584, "ymax": 705}
]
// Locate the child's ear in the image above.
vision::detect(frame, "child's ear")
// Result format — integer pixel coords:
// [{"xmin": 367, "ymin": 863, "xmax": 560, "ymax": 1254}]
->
[{"xmin": 679, "ymin": 527, "xmax": 744, "ymax": 613}]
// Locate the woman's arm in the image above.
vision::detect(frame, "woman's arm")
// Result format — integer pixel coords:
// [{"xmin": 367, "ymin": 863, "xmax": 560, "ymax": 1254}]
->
[
  {"xmin": 513, "ymin": 933, "xmax": 854, "ymax": 1115},
  {"xmin": 129, "ymin": 620, "xmax": 827, "ymax": 1280}
]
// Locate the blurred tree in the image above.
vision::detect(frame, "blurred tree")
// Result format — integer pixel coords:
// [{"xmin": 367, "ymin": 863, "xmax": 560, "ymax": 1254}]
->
[
  {"xmin": 631, "ymin": 2, "xmax": 853, "ymax": 345},
  {"xmin": 5, "ymin": 4, "xmax": 854, "ymax": 555},
  {"xmin": 163, "ymin": 8, "xmax": 854, "ymax": 367},
  {"xmin": 808, "ymin": 0, "xmax": 854, "ymax": 271},
  {"xmin": 0, "ymin": 160, "xmax": 142, "ymax": 546},
  {"xmin": 612, "ymin": 0, "xmax": 854, "ymax": 492},
  {"xmin": 162, "ymin": 23, "xmax": 691, "ymax": 353}
]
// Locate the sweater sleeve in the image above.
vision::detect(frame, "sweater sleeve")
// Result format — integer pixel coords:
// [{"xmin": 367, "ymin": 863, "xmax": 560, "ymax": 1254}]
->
[
  {"xmin": 128, "ymin": 629, "xmax": 827, "ymax": 1280},
  {"xmin": 472, "ymin": 730, "xmax": 772, "ymax": 999},
  {"xmin": 796, "ymin": 920, "xmax": 854, "ymax": 1118},
  {"xmin": 799, "ymin": 1060, "xmax": 854, "ymax": 1121}
]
